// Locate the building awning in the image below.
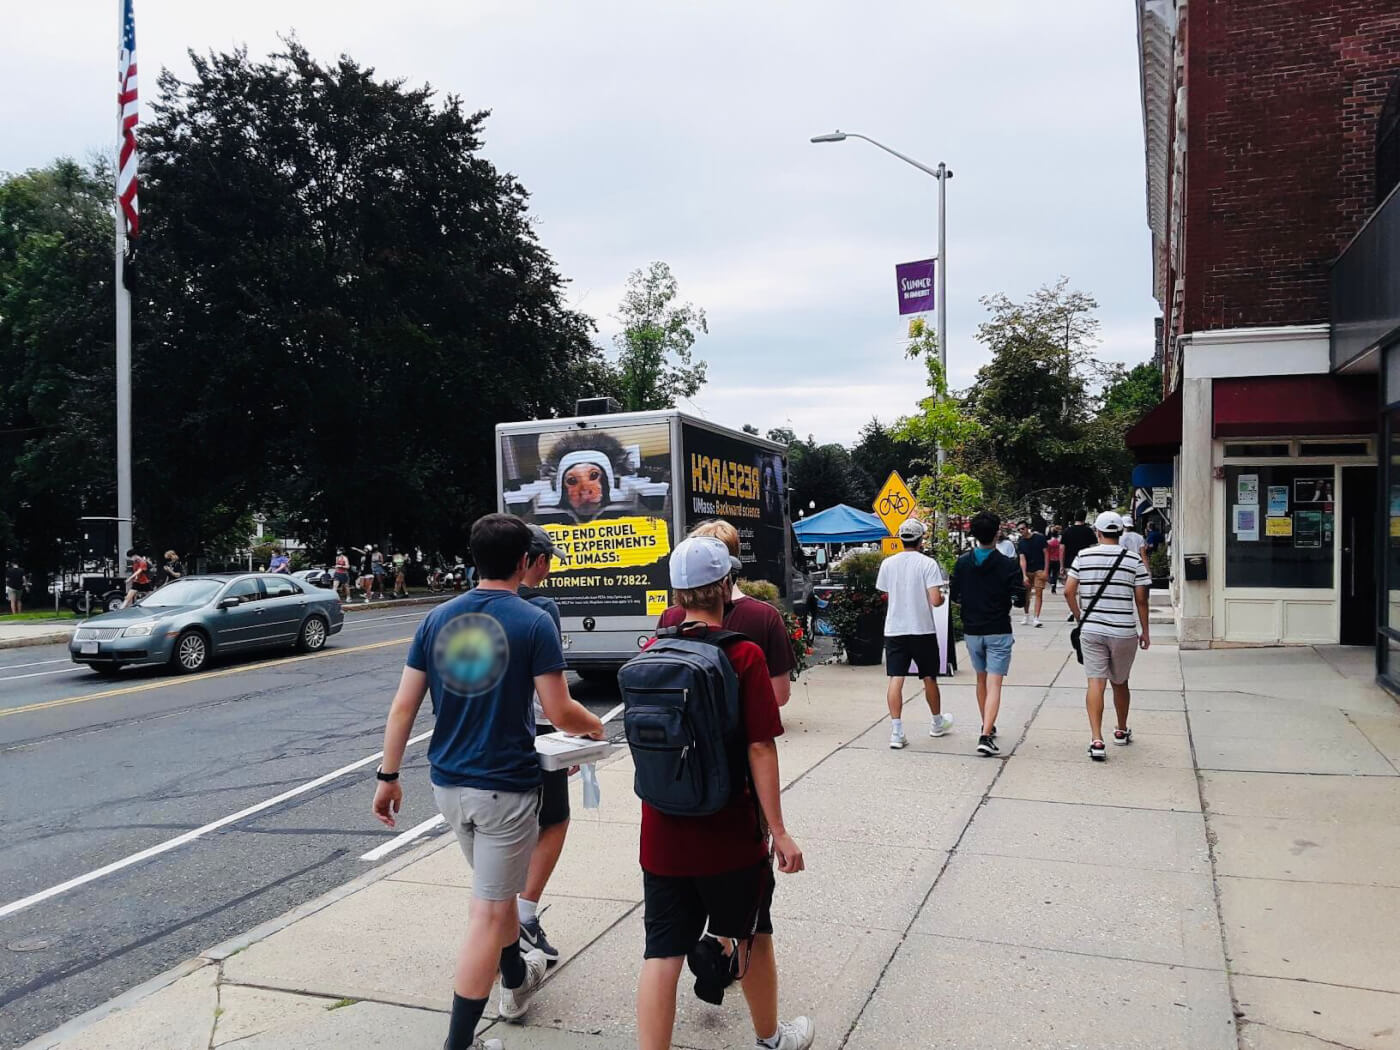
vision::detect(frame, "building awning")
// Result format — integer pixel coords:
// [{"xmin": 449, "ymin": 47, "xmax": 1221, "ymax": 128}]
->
[
  {"xmin": 1212, "ymin": 374, "xmax": 1375, "ymax": 438},
  {"xmin": 1125, "ymin": 389, "xmax": 1182, "ymax": 459},
  {"xmin": 1132, "ymin": 462, "xmax": 1174, "ymax": 488}
]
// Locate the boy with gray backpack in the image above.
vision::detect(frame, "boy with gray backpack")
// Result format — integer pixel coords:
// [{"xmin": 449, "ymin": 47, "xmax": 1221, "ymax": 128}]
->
[{"xmin": 621, "ymin": 536, "xmax": 813, "ymax": 1050}]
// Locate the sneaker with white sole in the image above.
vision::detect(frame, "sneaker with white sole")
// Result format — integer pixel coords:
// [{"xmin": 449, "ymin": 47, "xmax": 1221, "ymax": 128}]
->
[
  {"xmin": 519, "ymin": 915, "xmax": 559, "ymax": 964},
  {"xmin": 445, "ymin": 1039, "xmax": 502, "ymax": 1050},
  {"xmin": 498, "ymin": 948, "xmax": 549, "ymax": 1021},
  {"xmin": 1113, "ymin": 727, "xmax": 1133, "ymax": 745},
  {"xmin": 929, "ymin": 713, "xmax": 954, "ymax": 737},
  {"xmin": 889, "ymin": 727, "xmax": 907, "ymax": 749},
  {"xmin": 976, "ymin": 734, "xmax": 1000, "ymax": 756},
  {"xmin": 759, "ymin": 1016, "xmax": 816, "ymax": 1050},
  {"xmin": 1021, "ymin": 615, "xmax": 1031, "ymax": 626},
  {"xmin": 1088, "ymin": 739, "xmax": 1107, "ymax": 762},
  {"xmin": 1033, "ymin": 618, "xmax": 1043, "ymax": 628}
]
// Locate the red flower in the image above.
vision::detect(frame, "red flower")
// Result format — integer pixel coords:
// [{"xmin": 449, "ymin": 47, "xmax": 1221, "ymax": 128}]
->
[{"xmin": 793, "ymin": 627, "xmax": 804, "ymax": 640}]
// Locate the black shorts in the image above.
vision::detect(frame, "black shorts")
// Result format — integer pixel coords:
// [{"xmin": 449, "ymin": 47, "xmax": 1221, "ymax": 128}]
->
[
  {"xmin": 642, "ymin": 860, "xmax": 775, "ymax": 960},
  {"xmin": 885, "ymin": 634, "xmax": 941, "ymax": 679},
  {"xmin": 536, "ymin": 726, "xmax": 571, "ymax": 828}
]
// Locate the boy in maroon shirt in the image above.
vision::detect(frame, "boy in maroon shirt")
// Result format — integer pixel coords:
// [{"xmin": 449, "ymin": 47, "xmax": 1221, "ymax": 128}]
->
[{"xmin": 637, "ymin": 536, "xmax": 813, "ymax": 1050}]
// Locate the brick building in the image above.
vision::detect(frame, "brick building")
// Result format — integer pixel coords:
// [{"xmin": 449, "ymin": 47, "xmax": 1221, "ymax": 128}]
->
[{"xmin": 1129, "ymin": 1, "xmax": 1400, "ymax": 678}]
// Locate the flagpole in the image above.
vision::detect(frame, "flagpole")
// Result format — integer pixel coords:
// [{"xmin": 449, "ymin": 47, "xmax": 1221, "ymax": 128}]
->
[{"xmin": 114, "ymin": 0, "xmax": 133, "ymax": 570}]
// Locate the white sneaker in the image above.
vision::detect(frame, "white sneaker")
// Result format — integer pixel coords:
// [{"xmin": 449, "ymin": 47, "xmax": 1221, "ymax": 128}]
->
[
  {"xmin": 929, "ymin": 714, "xmax": 954, "ymax": 737},
  {"xmin": 498, "ymin": 948, "xmax": 548, "ymax": 1021},
  {"xmin": 760, "ymin": 1016, "xmax": 816, "ymax": 1050},
  {"xmin": 889, "ymin": 727, "xmax": 907, "ymax": 749},
  {"xmin": 1033, "ymin": 617, "xmax": 1043, "ymax": 628},
  {"xmin": 1021, "ymin": 615, "xmax": 1031, "ymax": 625}
]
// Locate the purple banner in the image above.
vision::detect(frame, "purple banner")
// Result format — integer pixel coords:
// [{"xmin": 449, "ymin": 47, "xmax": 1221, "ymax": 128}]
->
[{"xmin": 895, "ymin": 258, "xmax": 936, "ymax": 315}]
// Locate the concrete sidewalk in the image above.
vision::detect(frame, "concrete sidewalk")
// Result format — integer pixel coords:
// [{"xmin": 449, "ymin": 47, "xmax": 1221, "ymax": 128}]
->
[
  {"xmin": 24, "ymin": 594, "xmax": 1400, "ymax": 1050},
  {"xmin": 0, "ymin": 622, "xmax": 75, "ymax": 650}
]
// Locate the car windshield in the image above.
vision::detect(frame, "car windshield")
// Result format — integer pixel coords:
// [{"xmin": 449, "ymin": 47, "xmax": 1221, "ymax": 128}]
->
[{"xmin": 137, "ymin": 579, "xmax": 223, "ymax": 608}]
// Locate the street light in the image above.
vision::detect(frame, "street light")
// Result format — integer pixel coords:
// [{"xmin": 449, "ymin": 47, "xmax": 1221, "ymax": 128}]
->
[{"xmin": 810, "ymin": 129, "xmax": 952, "ymax": 483}]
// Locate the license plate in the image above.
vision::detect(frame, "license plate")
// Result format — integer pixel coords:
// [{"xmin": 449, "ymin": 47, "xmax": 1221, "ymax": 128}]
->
[{"xmin": 80, "ymin": 641, "xmax": 99, "ymax": 655}]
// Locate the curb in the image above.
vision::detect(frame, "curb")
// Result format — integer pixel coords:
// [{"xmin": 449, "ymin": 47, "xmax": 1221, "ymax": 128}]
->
[
  {"xmin": 0, "ymin": 630, "xmax": 74, "ymax": 651},
  {"xmin": 17, "ymin": 833, "xmax": 454, "ymax": 1050},
  {"xmin": 339, "ymin": 595, "xmax": 452, "ymax": 615}
]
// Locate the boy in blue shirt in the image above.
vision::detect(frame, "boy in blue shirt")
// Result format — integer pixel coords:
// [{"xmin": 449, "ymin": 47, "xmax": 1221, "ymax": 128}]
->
[{"xmin": 372, "ymin": 514, "xmax": 604, "ymax": 1050}]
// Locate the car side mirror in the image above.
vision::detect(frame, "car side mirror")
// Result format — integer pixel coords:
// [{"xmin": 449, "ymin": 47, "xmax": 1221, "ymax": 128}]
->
[{"xmin": 218, "ymin": 596, "xmax": 241, "ymax": 609}]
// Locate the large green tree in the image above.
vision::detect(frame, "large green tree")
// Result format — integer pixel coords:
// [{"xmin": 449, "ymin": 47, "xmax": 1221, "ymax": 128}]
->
[
  {"xmin": 3, "ymin": 43, "xmax": 611, "ymax": 570},
  {"xmin": 607, "ymin": 261, "xmax": 707, "ymax": 410}
]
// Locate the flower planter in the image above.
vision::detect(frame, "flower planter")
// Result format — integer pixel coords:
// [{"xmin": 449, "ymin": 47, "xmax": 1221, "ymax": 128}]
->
[{"xmin": 843, "ymin": 610, "xmax": 886, "ymax": 665}]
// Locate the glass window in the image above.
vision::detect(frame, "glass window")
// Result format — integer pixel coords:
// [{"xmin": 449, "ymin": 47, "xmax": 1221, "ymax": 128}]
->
[
  {"xmin": 264, "ymin": 577, "xmax": 301, "ymax": 599},
  {"xmin": 1224, "ymin": 465, "xmax": 1335, "ymax": 589},
  {"xmin": 1223, "ymin": 443, "xmax": 1291, "ymax": 458},
  {"xmin": 221, "ymin": 578, "xmax": 263, "ymax": 604},
  {"xmin": 1299, "ymin": 441, "xmax": 1369, "ymax": 457},
  {"xmin": 1386, "ymin": 411, "xmax": 1400, "ymax": 632}
]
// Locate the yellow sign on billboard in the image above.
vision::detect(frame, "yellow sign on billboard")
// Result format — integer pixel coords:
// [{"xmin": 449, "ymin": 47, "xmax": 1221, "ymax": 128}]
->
[
  {"xmin": 873, "ymin": 471, "xmax": 917, "ymax": 537},
  {"xmin": 881, "ymin": 537, "xmax": 904, "ymax": 557}
]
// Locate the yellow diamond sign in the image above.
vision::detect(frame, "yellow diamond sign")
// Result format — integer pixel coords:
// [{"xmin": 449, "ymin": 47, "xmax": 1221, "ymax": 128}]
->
[{"xmin": 873, "ymin": 471, "xmax": 916, "ymax": 537}]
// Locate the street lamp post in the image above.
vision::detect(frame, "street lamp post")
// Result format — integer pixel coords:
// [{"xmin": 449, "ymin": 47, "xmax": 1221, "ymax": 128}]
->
[{"xmin": 810, "ymin": 129, "xmax": 953, "ymax": 496}]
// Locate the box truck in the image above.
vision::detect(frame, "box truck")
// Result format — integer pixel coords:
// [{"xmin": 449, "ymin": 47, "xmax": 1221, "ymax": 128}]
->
[{"xmin": 496, "ymin": 408, "xmax": 791, "ymax": 673}]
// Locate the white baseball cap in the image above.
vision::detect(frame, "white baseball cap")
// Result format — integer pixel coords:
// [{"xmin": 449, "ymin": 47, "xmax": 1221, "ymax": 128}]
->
[
  {"xmin": 1119, "ymin": 513, "xmax": 1135, "ymax": 530},
  {"xmin": 1093, "ymin": 511, "xmax": 1124, "ymax": 535},
  {"xmin": 669, "ymin": 536, "xmax": 732, "ymax": 589},
  {"xmin": 897, "ymin": 518, "xmax": 927, "ymax": 541}
]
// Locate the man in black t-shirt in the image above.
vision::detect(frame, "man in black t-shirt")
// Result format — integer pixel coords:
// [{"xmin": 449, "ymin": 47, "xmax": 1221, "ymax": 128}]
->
[
  {"xmin": 6, "ymin": 561, "xmax": 25, "ymax": 615},
  {"xmin": 1059, "ymin": 512, "xmax": 1098, "ymax": 621},
  {"xmin": 1016, "ymin": 522, "xmax": 1049, "ymax": 628}
]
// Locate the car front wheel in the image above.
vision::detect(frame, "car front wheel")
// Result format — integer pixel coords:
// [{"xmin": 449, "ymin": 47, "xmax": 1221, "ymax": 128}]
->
[
  {"xmin": 172, "ymin": 630, "xmax": 210, "ymax": 674},
  {"xmin": 297, "ymin": 615, "xmax": 329, "ymax": 653}
]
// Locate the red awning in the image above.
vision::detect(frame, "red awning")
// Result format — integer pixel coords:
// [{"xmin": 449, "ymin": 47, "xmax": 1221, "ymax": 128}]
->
[
  {"xmin": 1212, "ymin": 374, "xmax": 1375, "ymax": 438},
  {"xmin": 1125, "ymin": 388, "xmax": 1182, "ymax": 458}
]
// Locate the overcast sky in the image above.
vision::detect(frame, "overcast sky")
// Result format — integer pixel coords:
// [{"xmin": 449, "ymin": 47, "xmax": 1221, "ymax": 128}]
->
[{"xmin": 6, "ymin": 0, "xmax": 1157, "ymax": 445}]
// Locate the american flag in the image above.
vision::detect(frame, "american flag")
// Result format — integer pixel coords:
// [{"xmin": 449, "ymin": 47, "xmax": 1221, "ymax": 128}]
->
[{"xmin": 117, "ymin": 0, "xmax": 139, "ymax": 239}]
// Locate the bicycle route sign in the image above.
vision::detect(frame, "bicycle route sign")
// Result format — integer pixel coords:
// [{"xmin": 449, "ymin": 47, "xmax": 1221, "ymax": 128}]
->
[{"xmin": 873, "ymin": 471, "xmax": 916, "ymax": 537}]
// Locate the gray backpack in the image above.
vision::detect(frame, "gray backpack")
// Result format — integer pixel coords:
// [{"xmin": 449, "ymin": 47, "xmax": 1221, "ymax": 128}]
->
[{"xmin": 619, "ymin": 627, "xmax": 747, "ymax": 816}]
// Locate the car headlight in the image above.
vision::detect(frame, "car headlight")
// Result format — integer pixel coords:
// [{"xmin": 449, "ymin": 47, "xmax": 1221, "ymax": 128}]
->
[{"xmin": 122, "ymin": 621, "xmax": 157, "ymax": 638}]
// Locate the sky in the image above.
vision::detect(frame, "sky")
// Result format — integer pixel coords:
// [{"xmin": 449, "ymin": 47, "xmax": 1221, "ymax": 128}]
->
[{"xmin": 5, "ymin": 0, "xmax": 1158, "ymax": 446}]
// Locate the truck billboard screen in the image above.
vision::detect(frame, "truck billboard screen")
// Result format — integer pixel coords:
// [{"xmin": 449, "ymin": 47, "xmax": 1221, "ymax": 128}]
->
[
  {"xmin": 500, "ymin": 422, "xmax": 673, "ymax": 618},
  {"xmin": 681, "ymin": 423, "xmax": 787, "ymax": 597}
]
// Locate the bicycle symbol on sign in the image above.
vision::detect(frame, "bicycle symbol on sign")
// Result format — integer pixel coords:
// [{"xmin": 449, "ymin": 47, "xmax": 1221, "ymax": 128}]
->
[{"xmin": 877, "ymin": 491, "xmax": 912, "ymax": 518}]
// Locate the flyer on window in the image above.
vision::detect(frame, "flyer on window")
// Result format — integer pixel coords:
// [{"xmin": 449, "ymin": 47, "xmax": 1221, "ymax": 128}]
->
[
  {"xmin": 1237, "ymin": 474, "xmax": 1259, "ymax": 506},
  {"xmin": 1267, "ymin": 486, "xmax": 1289, "ymax": 516},
  {"xmin": 1232, "ymin": 504, "xmax": 1259, "ymax": 541}
]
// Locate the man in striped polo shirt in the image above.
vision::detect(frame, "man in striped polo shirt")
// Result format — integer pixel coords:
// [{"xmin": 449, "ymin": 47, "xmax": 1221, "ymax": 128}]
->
[{"xmin": 1063, "ymin": 511, "xmax": 1152, "ymax": 762}]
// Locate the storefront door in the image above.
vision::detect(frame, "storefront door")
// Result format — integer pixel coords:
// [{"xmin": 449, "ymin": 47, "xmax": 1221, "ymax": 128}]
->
[{"xmin": 1340, "ymin": 466, "xmax": 1377, "ymax": 645}]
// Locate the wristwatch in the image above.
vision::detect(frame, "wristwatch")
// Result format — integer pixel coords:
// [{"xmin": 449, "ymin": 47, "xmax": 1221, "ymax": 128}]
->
[{"xmin": 375, "ymin": 766, "xmax": 399, "ymax": 782}]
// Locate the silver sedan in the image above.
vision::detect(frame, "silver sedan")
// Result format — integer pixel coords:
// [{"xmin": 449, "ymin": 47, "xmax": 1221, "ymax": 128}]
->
[{"xmin": 69, "ymin": 573, "xmax": 345, "ymax": 676}]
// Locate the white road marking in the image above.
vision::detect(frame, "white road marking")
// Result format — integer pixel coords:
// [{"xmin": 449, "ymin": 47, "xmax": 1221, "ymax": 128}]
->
[
  {"xmin": 0, "ymin": 667, "xmax": 83, "ymax": 682},
  {"xmin": 0, "ymin": 657, "xmax": 70, "ymax": 670},
  {"xmin": 0, "ymin": 729, "xmax": 435, "ymax": 921},
  {"xmin": 359, "ymin": 814, "xmax": 446, "ymax": 861}
]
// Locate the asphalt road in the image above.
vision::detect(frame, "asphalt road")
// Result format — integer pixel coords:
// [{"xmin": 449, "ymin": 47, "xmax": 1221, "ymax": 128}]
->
[{"xmin": 0, "ymin": 604, "xmax": 625, "ymax": 1049}]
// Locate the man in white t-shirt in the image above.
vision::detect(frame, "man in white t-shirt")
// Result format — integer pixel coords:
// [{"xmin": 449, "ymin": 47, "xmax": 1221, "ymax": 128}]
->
[
  {"xmin": 1118, "ymin": 515, "xmax": 1146, "ymax": 557},
  {"xmin": 1064, "ymin": 511, "xmax": 1153, "ymax": 762},
  {"xmin": 875, "ymin": 519, "xmax": 949, "ymax": 750}
]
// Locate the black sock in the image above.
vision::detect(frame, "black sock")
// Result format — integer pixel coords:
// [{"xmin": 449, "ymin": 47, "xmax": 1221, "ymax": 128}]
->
[
  {"xmin": 499, "ymin": 941, "xmax": 526, "ymax": 989},
  {"xmin": 445, "ymin": 993, "xmax": 487, "ymax": 1050}
]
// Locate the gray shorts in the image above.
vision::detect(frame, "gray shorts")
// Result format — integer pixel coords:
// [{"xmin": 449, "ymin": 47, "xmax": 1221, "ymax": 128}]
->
[
  {"xmin": 5, "ymin": 587, "xmax": 19, "ymax": 602},
  {"xmin": 1081, "ymin": 632, "xmax": 1139, "ymax": 684},
  {"xmin": 432, "ymin": 783, "xmax": 541, "ymax": 901}
]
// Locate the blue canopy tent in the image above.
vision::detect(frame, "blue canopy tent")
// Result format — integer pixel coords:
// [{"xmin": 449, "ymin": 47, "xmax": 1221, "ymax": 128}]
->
[{"xmin": 792, "ymin": 504, "xmax": 889, "ymax": 544}]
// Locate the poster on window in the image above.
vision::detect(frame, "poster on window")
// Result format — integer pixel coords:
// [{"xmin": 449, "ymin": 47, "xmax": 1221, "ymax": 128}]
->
[
  {"xmin": 498, "ymin": 422, "xmax": 673, "ymax": 618},
  {"xmin": 1232, "ymin": 505, "xmax": 1259, "ymax": 541},
  {"xmin": 1294, "ymin": 510, "xmax": 1322, "ymax": 549},
  {"xmin": 1265, "ymin": 516, "xmax": 1293, "ymax": 537},
  {"xmin": 1294, "ymin": 478, "xmax": 1334, "ymax": 504},
  {"xmin": 680, "ymin": 422, "xmax": 789, "ymax": 597},
  {"xmin": 1237, "ymin": 474, "xmax": 1259, "ymax": 506},
  {"xmin": 1267, "ymin": 486, "xmax": 1289, "ymax": 516}
]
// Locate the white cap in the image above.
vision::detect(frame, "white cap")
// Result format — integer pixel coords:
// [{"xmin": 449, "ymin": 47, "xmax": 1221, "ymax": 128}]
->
[
  {"xmin": 897, "ymin": 518, "xmax": 926, "ymax": 541},
  {"xmin": 1093, "ymin": 511, "xmax": 1124, "ymax": 535},
  {"xmin": 669, "ymin": 536, "xmax": 732, "ymax": 589},
  {"xmin": 1120, "ymin": 513, "xmax": 1135, "ymax": 530}
]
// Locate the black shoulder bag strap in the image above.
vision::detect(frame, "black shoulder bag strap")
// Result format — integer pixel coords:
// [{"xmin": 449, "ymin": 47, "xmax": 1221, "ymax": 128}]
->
[{"xmin": 1071, "ymin": 549, "xmax": 1128, "ymax": 663}]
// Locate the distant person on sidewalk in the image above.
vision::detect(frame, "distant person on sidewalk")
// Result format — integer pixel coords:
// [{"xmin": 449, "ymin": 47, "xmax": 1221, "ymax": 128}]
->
[
  {"xmin": 1119, "ymin": 515, "xmax": 1146, "ymax": 557},
  {"xmin": 268, "ymin": 549, "xmax": 291, "ymax": 574},
  {"xmin": 876, "ymin": 519, "xmax": 950, "ymax": 749},
  {"xmin": 121, "ymin": 549, "xmax": 153, "ymax": 608},
  {"xmin": 333, "ymin": 551, "xmax": 352, "ymax": 602},
  {"xmin": 516, "ymin": 524, "xmax": 576, "ymax": 968},
  {"xmin": 658, "ymin": 519, "xmax": 795, "ymax": 707},
  {"xmin": 371, "ymin": 514, "xmax": 605, "ymax": 1050},
  {"xmin": 635, "ymin": 536, "xmax": 813, "ymax": 1050},
  {"xmin": 371, "ymin": 547, "xmax": 386, "ymax": 598},
  {"xmin": 6, "ymin": 560, "xmax": 25, "ymax": 615},
  {"xmin": 357, "ymin": 545, "xmax": 375, "ymax": 602},
  {"xmin": 995, "ymin": 527, "xmax": 1017, "ymax": 561},
  {"xmin": 1016, "ymin": 521, "xmax": 1049, "ymax": 628},
  {"xmin": 950, "ymin": 511, "xmax": 1024, "ymax": 757},
  {"xmin": 1145, "ymin": 518, "xmax": 1165, "ymax": 556},
  {"xmin": 1059, "ymin": 512, "xmax": 1096, "ymax": 621},
  {"xmin": 1046, "ymin": 527, "xmax": 1063, "ymax": 594},
  {"xmin": 393, "ymin": 550, "xmax": 409, "ymax": 598},
  {"xmin": 161, "ymin": 550, "xmax": 185, "ymax": 585},
  {"xmin": 1064, "ymin": 511, "xmax": 1152, "ymax": 762}
]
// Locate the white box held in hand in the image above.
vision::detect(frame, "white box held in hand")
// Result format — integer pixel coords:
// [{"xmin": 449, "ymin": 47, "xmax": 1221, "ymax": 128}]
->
[{"xmin": 535, "ymin": 733, "xmax": 613, "ymax": 771}]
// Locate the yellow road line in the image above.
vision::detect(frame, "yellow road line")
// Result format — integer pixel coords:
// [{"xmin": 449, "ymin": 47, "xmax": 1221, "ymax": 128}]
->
[{"xmin": 0, "ymin": 636, "xmax": 413, "ymax": 720}]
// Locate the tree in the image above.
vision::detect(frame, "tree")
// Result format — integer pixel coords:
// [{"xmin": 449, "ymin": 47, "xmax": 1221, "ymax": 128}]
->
[
  {"xmin": 1, "ymin": 45, "xmax": 612, "ymax": 572},
  {"xmin": 741, "ymin": 423, "xmax": 759, "ymax": 435},
  {"xmin": 848, "ymin": 418, "xmax": 922, "ymax": 509},
  {"xmin": 956, "ymin": 279, "xmax": 1118, "ymax": 520},
  {"xmin": 766, "ymin": 426, "xmax": 796, "ymax": 445},
  {"xmin": 788, "ymin": 437, "xmax": 860, "ymax": 515},
  {"xmin": 607, "ymin": 261, "xmax": 707, "ymax": 410},
  {"xmin": 1096, "ymin": 361, "xmax": 1163, "ymax": 499}
]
